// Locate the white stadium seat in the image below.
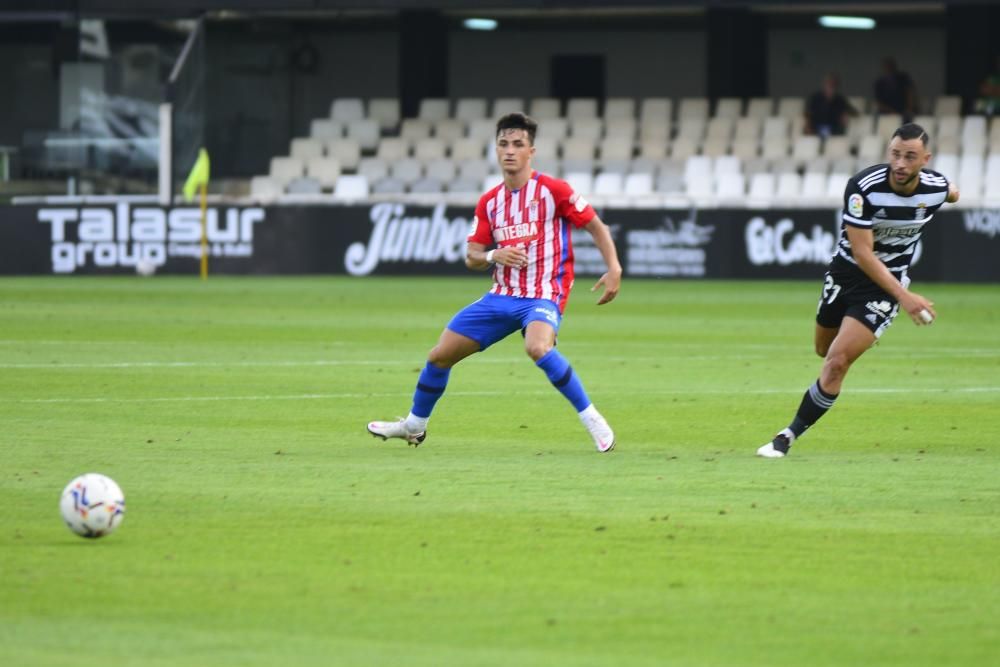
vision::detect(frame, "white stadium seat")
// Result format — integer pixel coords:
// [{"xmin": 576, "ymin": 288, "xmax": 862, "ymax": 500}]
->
[
  {"xmin": 332, "ymin": 174, "xmax": 369, "ymax": 199},
  {"xmin": 418, "ymin": 98, "xmax": 450, "ymax": 121},
  {"xmin": 368, "ymin": 98, "xmax": 400, "ymax": 131},
  {"xmin": 330, "ymin": 98, "xmax": 364, "ymax": 123}
]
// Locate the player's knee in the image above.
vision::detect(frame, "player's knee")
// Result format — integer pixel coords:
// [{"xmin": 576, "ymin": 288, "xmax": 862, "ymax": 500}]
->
[
  {"xmin": 822, "ymin": 351, "xmax": 851, "ymax": 380},
  {"xmin": 525, "ymin": 340, "xmax": 552, "ymax": 362},
  {"xmin": 427, "ymin": 345, "xmax": 454, "ymax": 368}
]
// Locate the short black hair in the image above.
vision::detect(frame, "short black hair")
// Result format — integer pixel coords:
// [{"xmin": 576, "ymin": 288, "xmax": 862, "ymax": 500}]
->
[
  {"xmin": 892, "ymin": 122, "xmax": 929, "ymax": 146},
  {"xmin": 496, "ymin": 112, "xmax": 538, "ymax": 145}
]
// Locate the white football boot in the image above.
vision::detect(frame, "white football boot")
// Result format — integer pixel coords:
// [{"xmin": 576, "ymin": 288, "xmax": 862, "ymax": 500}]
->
[
  {"xmin": 756, "ymin": 433, "xmax": 792, "ymax": 458},
  {"xmin": 581, "ymin": 410, "xmax": 616, "ymax": 453},
  {"xmin": 367, "ymin": 418, "xmax": 426, "ymax": 446}
]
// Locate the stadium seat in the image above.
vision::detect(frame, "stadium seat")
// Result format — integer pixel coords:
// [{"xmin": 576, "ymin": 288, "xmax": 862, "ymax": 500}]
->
[
  {"xmin": 290, "ymin": 138, "xmax": 325, "ymax": 161},
  {"xmin": 605, "ymin": 118, "xmax": 637, "ymax": 141},
  {"xmin": 468, "ymin": 119, "xmax": 498, "ymax": 144},
  {"xmin": 529, "ymin": 97, "xmax": 561, "ymax": 119},
  {"xmin": 747, "ymin": 173, "xmax": 776, "ymax": 206},
  {"xmin": 934, "ymin": 96, "xmax": 962, "ymax": 116},
  {"xmin": 570, "ymin": 118, "xmax": 604, "ymax": 141},
  {"xmin": 627, "ymin": 157, "xmax": 659, "ymax": 176},
  {"xmin": 269, "ymin": 157, "xmax": 305, "ymax": 185},
  {"xmin": 346, "ymin": 119, "xmax": 380, "ymax": 151},
  {"xmin": 285, "ymin": 176, "xmax": 322, "ymax": 195},
  {"xmin": 452, "ymin": 139, "xmax": 488, "ymax": 162},
  {"xmin": 400, "ymin": 119, "xmax": 433, "ymax": 145},
  {"xmin": 638, "ymin": 121, "xmax": 670, "ymax": 143},
  {"xmin": 715, "ymin": 172, "xmax": 745, "ymax": 202},
  {"xmin": 567, "ymin": 98, "xmax": 599, "ymax": 119},
  {"xmin": 733, "ymin": 116, "xmax": 763, "ymax": 143},
  {"xmin": 776, "ymin": 97, "xmax": 804, "ymax": 119},
  {"xmin": 330, "ymin": 98, "xmax": 364, "ymax": 123},
  {"xmin": 678, "ymin": 97, "xmax": 710, "ymax": 119},
  {"xmin": 639, "ymin": 97, "xmax": 672, "ymax": 125},
  {"xmin": 598, "ymin": 138, "xmax": 633, "ymax": 163},
  {"xmin": 605, "ymin": 98, "xmax": 636, "ymax": 119},
  {"xmin": 913, "ymin": 115, "xmax": 937, "ymax": 139},
  {"xmin": 425, "ymin": 158, "xmax": 457, "ymax": 182},
  {"xmin": 305, "ymin": 157, "xmax": 341, "ymax": 188},
  {"xmin": 701, "ymin": 138, "xmax": 729, "ymax": 157},
  {"xmin": 826, "ymin": 172, "xmax": 849, "ymax": 199},
  {"xmin": 638, "ymin": 138, "xmax": 669, "ymax": 160},
  {"xmin": 857, "ymin": 135, "xmax": 885, "ymax": 162},
  {"xmin": 730, "ymin": 139, "xmax": 759, "ymax": 160},
  {"xmin": 623, "ymin": 172, "xmax": 654, "ymax": 196},
  {"xmin": 249, "ymin": 175, "xmax": 282, "ymax": 201},
  {"xmin": 937, "ymin": 116, "xmax": 961, "ymax": 141},
  {"xmin": 775, "ymin": 172, "xmax": 802, "ymax": 203},
  {"xmin": 492, "ymin": 98, "xmax": 525, "ymax": 118},
  {"xmin": 418, "ymin": 98, "xmax": 450, "ymax": 121},
  {"xmin": 433, "ymin": 119, "xmax": 466, "ymax": 144},
  {"xmin": 454, "ymin": 98, "xmax": 488, "ymax": 122},
  {"xmin": 390, "ymin": 158, "xmax": 423, "ymax": 185},
  {"xmin": 962, "ymin": 116, "xmax": 988, "ymax": 156},
  {"xmin": 706, "ymin": 116, "xmax": 735, "ymax": 142},
  {"xmin": 414, "ymin": 138, "xmax": 446, "ymax": 162},
  {"xmin": 480, "ymin": 173, "xmax": 503, "ymax": 193},
  {"xmin": 533, "ymin": 157, "xmax": 560, "ymax": 176},
  {"xmin": 714, "ymin": 97, "xmax": 742, "ymax": 119},
  {"xmin": 762, "ymin": 117, "xmax": 789, "ymax": 142},
  {"xmin": 562, "ymin": 137, "xmax": 597, "ymax": 161},
  {"xmin": 332, "ymin": 174, "xmax": 370, "ymax": 199},
  {"xmin": 409, "ymin": 177, "xmax": 444, "ymax": 194},
  {"xmin": 685, "ymin": 171, "xmax": 714, "ymax": 202},
  {"xmin": 792, "ymin": 135, "xmax": 822, "ymax": 162},
  {"xmin": 541, "ymin": 118, "xmax": 569, "ymax": 141},
  {"xmin": 932, "ymin": 153, "xmax": 958, "ymax": 180},
  {"xmin": 676, "ymin": 117, "xmax": 706, "ymax": 142},
  {"xmin": 310, "ymin": 119, "xmax": 343, "ymax": 141},
  {"xmin": 533, "ymin": 137, "xmax": 559, "ymax": 160},
  {"xmin": 803, "ymin": 157, "xmax": 831, "ymax": 177},
  {"xmin": 375, "ymin": 138, "xmax": 408, "ymax": 162},
  {"xmin": 847, "ymin": 96, "xmax": 867, "ymax": 114},
  {"xmin": 848, "ymin": 114, "xmax": 874, "ymax": 143},
  {"xmin": 714, "ymin": 155, "xmax": 742, "ymax": 177},
  {"xmin": 327, "ymin": 139, "xmax": 361, "ymax": 170},
  {"xmin": 684, "ymin": 155, "xmax": 712, "ymax": 181},
  {"xmin": 743, "ymin": 157, "xmax": 770, "ymax": 180},
  {"xmin": 458, "ymin": 159, "xmax": 491, "ymax": 182},
  {"xmin": 822, "ymin": 136, "xmax": 852, "ymax": 159},
  {"xmin": 563, "ymin": 171, "xmax": 594, "ymax": 195},
  {"xmin": 801, "ymin": 172, "xmax": 827, "ymax": 201},
  {"xmin": 357, "ymin": 157, "xmax": 389, "ymax": 183},
  {"xmin": 761, "ymin": 137, "xmax": 790, "ymax": 160},
  {"xmin": 448, "ymin": 178, "xmax": 480, "ymax": 194},
  {"xmin": 561, "ymin": 158, "xmax": 594, "ymax": 175},
  {"xmin": 593, "ymin": 172, "xmax": 624, "ymax": 196},
  {"xmin": 669, "ymin": 137, "xmax": 698, "ymax": 160},
  {"xmin": 368, "ymin": 98, "xmax": 400, "ymax": 131},
  {"xmin": 830, "ymin": 157, "xmax": 855, "ymax": 175},
  {"xmin": 655, "ymin": 170, "xmax": 685, "ymax": 195},
  {"xmin": 745, "ymin": 97, "xmax": 773, "ymax": 119},
  {"xmin": 876, "ymin": 114, "xmax": 903, "ymax": 140},
  {"xmin": 371, "ymin": 177, "xmax": 406, "ymax": 195}
]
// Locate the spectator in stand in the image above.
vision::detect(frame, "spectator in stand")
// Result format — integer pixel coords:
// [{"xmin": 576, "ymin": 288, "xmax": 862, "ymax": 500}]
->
[
  {"xmin": 974, "ymin": 54, "xmax": 1000, "ymax": 116},
  {"xmin": 874, "ymin": 57, "xmax": 919, "ymax": 120},
  {"xmin": 805, "ymin": 73, "xmax": 858, "ymax": 138}
]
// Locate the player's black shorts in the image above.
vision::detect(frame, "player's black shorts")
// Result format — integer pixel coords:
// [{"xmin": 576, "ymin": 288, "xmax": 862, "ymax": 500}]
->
[{"xmin": 815, "ymin": 269, "xmax": 905, "ymax": 338}]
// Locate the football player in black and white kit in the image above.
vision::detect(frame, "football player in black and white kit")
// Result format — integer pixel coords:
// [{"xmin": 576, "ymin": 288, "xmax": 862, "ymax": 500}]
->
[{"xmin": 757, "ymin": 123, "xmax": 960, "ymax": 458}]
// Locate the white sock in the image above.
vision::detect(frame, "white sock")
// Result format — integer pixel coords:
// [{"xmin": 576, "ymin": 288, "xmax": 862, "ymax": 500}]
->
[
  {"xmin": 578, "ymin": 404, "xmax": 599, "ymax": 422},
  {"xmin": 404, "ymin": 413, "xmax": 428, "ymax": 433},
  {"xmin": 779, "ymin": 427, "xmax": 796, "ymax": 444}
]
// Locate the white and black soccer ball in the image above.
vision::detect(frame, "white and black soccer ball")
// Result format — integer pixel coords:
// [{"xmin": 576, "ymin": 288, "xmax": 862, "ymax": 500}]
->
[{"xmin": 59, "ymin": 473, "xmax": 126, "ymax": 538}]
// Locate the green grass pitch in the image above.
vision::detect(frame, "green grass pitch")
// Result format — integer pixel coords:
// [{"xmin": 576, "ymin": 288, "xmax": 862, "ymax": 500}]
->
[{"xmin": 1, "ymin": 275, "xmax": 998, "ymax": 667}]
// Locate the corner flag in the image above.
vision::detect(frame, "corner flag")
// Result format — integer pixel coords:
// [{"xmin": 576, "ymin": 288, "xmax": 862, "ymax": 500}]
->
[{"xmin": 183, "ymin": 148, "xmax": 210, "ymax": 201}]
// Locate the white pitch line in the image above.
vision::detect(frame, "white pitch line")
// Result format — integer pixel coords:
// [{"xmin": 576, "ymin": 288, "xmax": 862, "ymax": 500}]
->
[{"xmin": 11, "ymin": 386, "xmax": 1000, "ymax": 405}]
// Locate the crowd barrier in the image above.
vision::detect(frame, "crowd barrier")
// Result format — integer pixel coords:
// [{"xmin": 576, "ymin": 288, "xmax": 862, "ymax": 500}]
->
[{"xmin": 2, "ymin": 202, "xmax": 998, "ymax": 282}]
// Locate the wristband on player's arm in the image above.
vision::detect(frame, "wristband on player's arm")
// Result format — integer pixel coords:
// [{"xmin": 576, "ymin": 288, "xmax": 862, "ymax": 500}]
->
[{"xmin": 486, "ymin": 249, "xmax": 495, "ymax": 264}]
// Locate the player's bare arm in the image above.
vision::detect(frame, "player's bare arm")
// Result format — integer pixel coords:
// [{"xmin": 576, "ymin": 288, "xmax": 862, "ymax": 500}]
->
[
  {"xmin": 584, "ymin": 216, "xmax": 622, "ymax": 305},
  {"xmin": 947, "ymin": 182, "xmax": 960, "ymax": 203},
  {"xmin": 465, "ymin": 241, "xmax": 528, "ymax": 270},
  {"xmin": 844, "ymin": 225, "xmax": 935, "ymax": 324}
]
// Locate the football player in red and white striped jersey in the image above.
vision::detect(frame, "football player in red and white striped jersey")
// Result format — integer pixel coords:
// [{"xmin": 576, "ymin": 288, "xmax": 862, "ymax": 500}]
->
[{"xmin": 368, "ymin": 112, "xmax": 622, "ymax": 451}]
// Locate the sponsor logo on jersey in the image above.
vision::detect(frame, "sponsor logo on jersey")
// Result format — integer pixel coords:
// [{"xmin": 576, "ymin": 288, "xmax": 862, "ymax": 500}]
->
[
  {"xmin": 848, "ymin": 193, "xmax": 865, "ymax": 218},
  {"xmin": 569, "ymin": 192, "xmax": 589, "ymax": 213},
  {"xmin": 873, "ymin": 208, "xmax": 888, "ymax": 218},
  {"xmin": 533, "ymin": 306, "xmax": 558, "ymax": 324},
  {"xmin": 915, "ymin": 202, "xmax": 926, "ymax": 220},
  {"xmin": 865, "ymin": 300, "xmax": 893, "ymax": 315},
  {"xmin": 866, "ymin": 313, "xmax": 878, "ymax": 324},
  {"xmin": 494, "ymin": 221, "xmax": 539, "ymax": 246}
]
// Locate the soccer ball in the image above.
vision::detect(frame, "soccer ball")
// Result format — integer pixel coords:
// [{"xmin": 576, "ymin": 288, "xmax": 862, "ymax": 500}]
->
[
  {"xmin": 135, "ymin": 259, "xmax": 157, "ymax": 276},
  {"xmin": 59, "ymin": 473, "xmax": 126, "ymax": 538}
]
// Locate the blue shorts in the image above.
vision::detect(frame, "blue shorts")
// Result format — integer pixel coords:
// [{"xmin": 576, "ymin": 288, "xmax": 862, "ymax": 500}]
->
[{"xmin": 447, "ymin": 293, "xmax": 562, "ymax": 350}]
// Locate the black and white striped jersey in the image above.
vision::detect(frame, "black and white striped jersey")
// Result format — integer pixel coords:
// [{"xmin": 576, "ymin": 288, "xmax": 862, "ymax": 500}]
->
[{"xmin": 833, "ymin": 163, "xmax": 950, "ymax": 276}]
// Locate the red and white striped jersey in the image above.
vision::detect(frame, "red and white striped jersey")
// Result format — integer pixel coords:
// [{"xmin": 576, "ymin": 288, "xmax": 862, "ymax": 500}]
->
[{"xmin": 468, "ymin": 171, "xmax": 596, "ymax": 312}]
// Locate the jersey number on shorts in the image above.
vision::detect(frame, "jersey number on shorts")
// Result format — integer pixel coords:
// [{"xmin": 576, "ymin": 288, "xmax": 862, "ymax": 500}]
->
[{"xmin": 822, "ymin": 274, "xmax": 842, "ymax": 304}]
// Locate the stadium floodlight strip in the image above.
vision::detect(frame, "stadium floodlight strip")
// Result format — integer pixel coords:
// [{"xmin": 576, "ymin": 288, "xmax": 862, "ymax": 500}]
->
[
  {"xmin": 463, "ymin": 18, "xmax": 498, "ymax": 31},
  {"xmin": 818, "ymin": 15, "xmax": 876, "ymax": 30}
]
